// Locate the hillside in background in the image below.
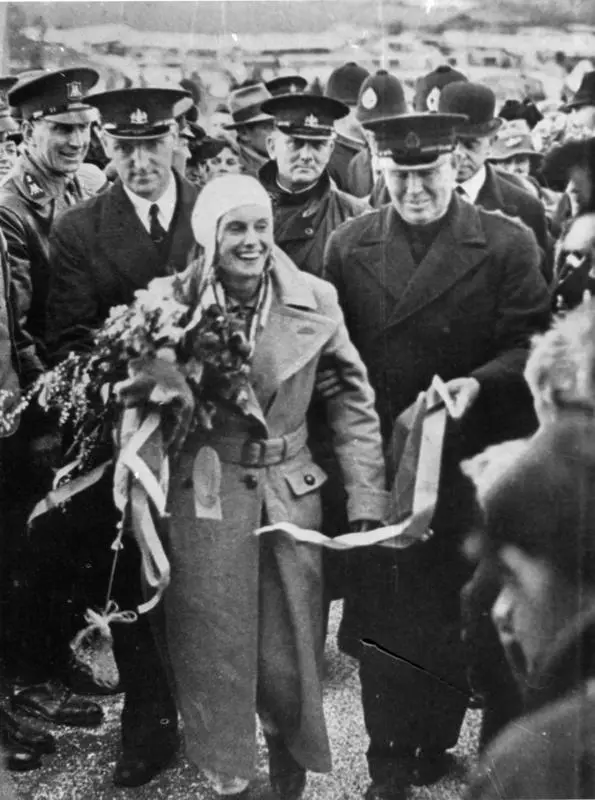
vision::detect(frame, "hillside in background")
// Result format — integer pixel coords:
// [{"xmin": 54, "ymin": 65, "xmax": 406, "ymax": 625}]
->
[{"xmin": 13, "ymin": 0, "xmax": 595, "ymax": 34}]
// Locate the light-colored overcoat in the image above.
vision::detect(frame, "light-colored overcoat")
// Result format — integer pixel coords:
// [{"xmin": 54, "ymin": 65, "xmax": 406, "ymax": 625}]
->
[{"xmin": 164, "ymin": 247, "xmax": 387, "ymax": 781}]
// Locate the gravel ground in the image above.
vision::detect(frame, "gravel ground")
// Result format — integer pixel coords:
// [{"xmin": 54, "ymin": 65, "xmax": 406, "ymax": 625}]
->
[{"xmin": 5, "ymin": 603, "xmax": 479, "ymax": 800}]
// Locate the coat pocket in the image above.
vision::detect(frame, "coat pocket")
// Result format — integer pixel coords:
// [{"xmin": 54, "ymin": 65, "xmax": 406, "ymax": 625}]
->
[{"xmin": 283, "ymin": 462, "xmax": 328, "ymax": 498}]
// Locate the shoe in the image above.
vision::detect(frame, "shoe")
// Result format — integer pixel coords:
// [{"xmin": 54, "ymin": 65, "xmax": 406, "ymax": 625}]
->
[
  {"xmin": 412, "ymin": 750, "xmax": 457, "ymax": 786},
  {"xmin": 363, "ymin": 779, "xmax": 407, "ymax": 800},
  {"xmin": 265, "ymin": 734, "xmax": 307, "ymax": 800},
  {"xmin": 113, "ymin": 743, "xmax": 179, "ymax": 787},
  {"xmin": 0, "ymin": 708, "xmax": 56, "ymax": 755},
  {"xmin": 11, "ymin": 681, "xmax": 103, "ymax": 727}
]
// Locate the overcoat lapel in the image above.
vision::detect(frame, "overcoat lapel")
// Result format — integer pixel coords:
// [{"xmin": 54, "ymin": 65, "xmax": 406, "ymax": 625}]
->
[
  {"xmin": 384, "ymin": 195, "xmax": 487, "ymax": 330},
  {"xmin": 165, "ymin": 174, "xmax": 199, "ymax": 269},
  {"xmin": 478, "ymin": 164, "xmax": 517, "ymax": 217}
]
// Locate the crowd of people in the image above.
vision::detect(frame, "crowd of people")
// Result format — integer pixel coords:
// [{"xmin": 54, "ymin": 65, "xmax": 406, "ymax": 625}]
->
[{"xmin": 0, "ymin": 52, "xmax": 594, "ymax": 800}]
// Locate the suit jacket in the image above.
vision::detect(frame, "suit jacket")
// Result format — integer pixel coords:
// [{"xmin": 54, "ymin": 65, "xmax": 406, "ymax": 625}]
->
[
  {"xmin": 324, "ymin": 194, "xmax": 551, "ymax": 534},
  {"xmin": 46, "ymin": 173, "xmax": 199, "ymax": 363},
  {"xmin": 478, "ymin": 164, "xmax": 553, "ymax": 283}
]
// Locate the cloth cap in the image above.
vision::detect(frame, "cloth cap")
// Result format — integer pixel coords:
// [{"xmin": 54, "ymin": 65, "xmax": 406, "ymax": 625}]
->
[
  {"xmin": 266, "ymin": 75, "xmax": 308, "ymax": 97},
  {"xmin": 86, "ymin": 87, "xmax": 191, "ymax": 139},
  {"xmin": 413, "ymin": 65, "xmax": 468, "ymax": 113},
  {"xmin": 191, "ymin": 174, "xmax": 273, "ymax": 277},
  {"xmin": 356, "ymin": 70, "xmax": 407, "ymax": 126},
  {"xmin": 438, "ymin": 81, "xmax": 502, "ymax": 138},
  {"xmin": 563, "ymin": 70, "xmax": 595, "ymax": 112},
  {"xmin": 8, "ymin": 67, "xmax": 99, "ymax": 124},
  {"xmin": 490, "ymin": 119, "xmax": 541, "ymax": 161},
  {"xmin": 261, "ymin": 92, "xmax": 348, "ymax": 140},
  {"xmin": 325, "ymin": 62, "xmax": 370, "ymax": 106},
  {"xmin": 366, "ymin": 112, "xmax": 467, "ymax": 168},
  {"xmin": 224, "ymin": 83, "xmax": 274, "ymax": 130}
]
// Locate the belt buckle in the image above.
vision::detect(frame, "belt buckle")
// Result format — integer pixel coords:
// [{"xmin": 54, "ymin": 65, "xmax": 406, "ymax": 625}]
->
[{"xmin": 243, "ymin": 439, "xmax": 267, "ymax": 467}]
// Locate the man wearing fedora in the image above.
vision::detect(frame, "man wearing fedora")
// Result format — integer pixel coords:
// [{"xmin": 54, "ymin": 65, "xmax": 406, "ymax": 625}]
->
[
  {"xmin": 324, "ymin": 77, "xmax": 550, "ymax": 799},
  {"xmin": 324, "ymin": 62, "xmax": 370, "ymax": 192},
  {"xmin": 438, "ymin": 81, "xmax": 552, "ymax": 283},
  {"xmin": 563, "ymin": 70, "xmax": 595, "ymax": 132},
  {"xmin": 45, "ymin": 86, "xmax": 201, "ymax": 787},
  {"xmin": 0, "ymin": 67, "xmax": 107, "ymax": 730},
  {"xmin": 224, "ymin": 82, "xmax": 275, "ymax": 176}
]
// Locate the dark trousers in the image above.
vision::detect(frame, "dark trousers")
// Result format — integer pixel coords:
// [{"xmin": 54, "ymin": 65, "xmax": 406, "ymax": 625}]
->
[
  {"xmin": 461, "ymin": 558, "xmax": 523, "ymax": 751},
  {"xmin": 355, "ymin": 542, "xmax": 471, "ymax": 779}
]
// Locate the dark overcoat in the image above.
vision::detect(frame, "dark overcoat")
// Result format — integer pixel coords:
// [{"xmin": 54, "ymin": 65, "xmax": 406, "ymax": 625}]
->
[
  {"xmin": 327, "ymin": 134, "xmax": 364, "ymax": 193},
  {"xmin": 346, "ymin": 147, "xmax": 374, "ymax": 198},
  {"xmin": 259, "ymin": 162, "xmax": 368, "ymax": 278},
  {"xmin": 323, "ymin": 195, "xmax": 551, "ymax": 753},
  {"xmin": 46, "ymin": 174, "xmax": 198, "ymax": 363}
]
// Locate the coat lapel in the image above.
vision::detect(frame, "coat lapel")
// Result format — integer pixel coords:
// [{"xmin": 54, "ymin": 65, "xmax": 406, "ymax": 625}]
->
[
  {"xmin": 98, "ymin": 181, "xmax": 162, "ymax": 290},
  {"xmin": 251, "ymin": 249, "xmax": 337, "ymax": 403},
  {"xmin": 384, "ymin": 195, "xmax": 487, "ymax": 330},
  {"xmin": 165, "ymin": 172, "xmax": 199, "ymax": 270}
]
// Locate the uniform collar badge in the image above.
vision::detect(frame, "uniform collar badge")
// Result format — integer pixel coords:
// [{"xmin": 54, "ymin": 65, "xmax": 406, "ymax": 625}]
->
[
  {"xmin": 304, "ymin": 114, "xmax": 319, "ymax": 127},
  {"xmin": 130, "ymin": 108, "xmax": 149, "ymax": 125},
  {"xmin": 24, "ymin": 173, "xmax": 44, "ymax": 199},
  {"xmin": 67, "ymin": 81, "xmax": 83, "ymax": 101}
]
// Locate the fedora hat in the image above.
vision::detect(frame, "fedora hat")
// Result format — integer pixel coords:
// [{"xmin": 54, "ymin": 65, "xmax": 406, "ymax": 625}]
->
[
  {"xmin": 224, "ymin": 83, "xmax": 274, "ymax": 130},
  {"xmin": 490, "ymin": 119, "xmax": 541, "ymax": 162},
  {"xmin": 413, "ymin": 65, "xmax": 468, "ymax": 112},
  {"xmin": 356, "ymin": 70, "xmax": 407, "ymax": 127},
  {"xmin": 439, "ymin": 81, "xmax": 502, "ymax": 138},
  {"xmin": 563, "ymin": 71, "xmax": 595, "ymax": 112}
]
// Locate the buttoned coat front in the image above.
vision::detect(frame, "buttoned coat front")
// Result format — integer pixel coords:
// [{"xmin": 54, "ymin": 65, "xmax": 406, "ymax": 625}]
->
[
  {"xmin": 323, "ymin": 195, "xmax": 551, "ymax": 753},
  {"xmin": 164, "ymin": 248, "xmax": 387, "ymax": 782}
]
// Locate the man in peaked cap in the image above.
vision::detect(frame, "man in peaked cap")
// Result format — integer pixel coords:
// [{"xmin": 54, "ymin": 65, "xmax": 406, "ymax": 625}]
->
[
  {"xmin": 45, "ymin": 86, "xmax": 200, "ymax": 787},
  {"xmin": 324, "ymin": 61, "xmax": 371, "ymax": 191},
  {"xmin": 439, "ymin": 81, "xmax": 552, "ymax": 283},
  {"xmin": 224, "ymin": 82, "xmax": 275, "ymax": 176},
  {"xmin": 323, "ymin": 103, "xmax": 550, "ymax": 799},
  {"xmin": 0, "ymin": 66, "xmax": 107, "ymax": 734},
  {"xmin": 266, "ymin": 73, "xmax": 308, "ymax": 97}
]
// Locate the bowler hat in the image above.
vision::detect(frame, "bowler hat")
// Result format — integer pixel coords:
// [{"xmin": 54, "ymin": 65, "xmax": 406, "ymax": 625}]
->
[
  {"xmin": 413, "ymin": 65, "xmax": 468, "ymax": 112},
  {"xmin": 563, "ymin": 70, "xmax": 595, "ymax": 112},
  {"xmin": 9, "ymin": 67, "xmax": 99, "ymax": 124},
  {"xmin": 86, "ymin": 87, "xmax": 191, "ymax": 140},
  {"xmin": 438, "ymin": 81, "xmax": 502, "ymax": 137},
  {"xmin": 266, "ymin": 75, "xmax": 308, "ymax": 97},
  {"xmin": 356, "ymin": 70, "xmax": 407, "ymax": 126},
  {"xmin": 489, "ymin": 120, "xmax": 541, "ymax": 162},
  {"xmin": 366, "ymin": 111, "xmax": 467, "ymax": 168},
  {"xmin": 224, "ymin": 83, "xmax": 274, "ymax": 129},
  {"xmin": 261, "ymin": 92, "xmax": 348, "ymax": 140},
  {"xmin": 325, "ymin": 62, "xmax": 370, "ymax": 106}
]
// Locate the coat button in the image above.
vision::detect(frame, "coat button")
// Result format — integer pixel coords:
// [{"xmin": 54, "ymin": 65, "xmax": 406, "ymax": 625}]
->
[
  {"xmin": 303, "ymin": 473, "xmax": 316, "ymax": 486},
  {"xmin": 243, "ymin": 474, "xmax": 258, "ymax": 489},
  {"xmin": 304, "ymin": 227, "xmax": 314, "ymax": 236}
]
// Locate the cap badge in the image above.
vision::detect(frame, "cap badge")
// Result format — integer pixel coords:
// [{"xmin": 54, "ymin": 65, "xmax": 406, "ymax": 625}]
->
[
  {"xmin": 361, "ymin": 88, "xmax": 378, "ymax": 110},
  {"xmin": 426, "ymin": 86, "xmax": 441, "ymax": 112},
  {"xmin": 130, "ymin": 108, "xmax": 149, "ymax": 125},
  {"xmin": 288, "ymin": 83, "xmax": 298, "ymax": 94},
  {"xmin": 66, "ymin": 81, "xmax": 83, "ymax": 101},
  {"xmin": 304, "ymin": 114, "xmax": 319, "ymax": 127},
  {"xmin": 404, "ymin": 131, "xmax": 421, "ymax": 151}
]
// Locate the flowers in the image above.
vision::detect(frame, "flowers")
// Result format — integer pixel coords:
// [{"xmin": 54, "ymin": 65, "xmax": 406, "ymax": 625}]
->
[{"xmin": 1, "ymin": 268, "xmax": 254, "ymax": 474}]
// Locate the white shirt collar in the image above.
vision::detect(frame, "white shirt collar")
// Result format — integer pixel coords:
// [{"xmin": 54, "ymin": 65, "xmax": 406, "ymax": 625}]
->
[
  {"xmin": 458, "ymin": 164, "xmax": 487, "ymax": 203},
  {"xmin": 123, "ymin": 172, "xmax": 177, "ymax": 233}
]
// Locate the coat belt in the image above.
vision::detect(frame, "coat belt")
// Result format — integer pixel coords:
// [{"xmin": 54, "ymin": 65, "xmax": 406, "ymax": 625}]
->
[{"xmin": 209, "ymin": 423, "xmax": 308, "ymax": 467}]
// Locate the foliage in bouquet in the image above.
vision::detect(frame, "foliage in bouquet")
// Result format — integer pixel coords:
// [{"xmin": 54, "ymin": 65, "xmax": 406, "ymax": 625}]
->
[{"xmin": 4, "ymin": 270, "xmax": 254, "ymax": 472}]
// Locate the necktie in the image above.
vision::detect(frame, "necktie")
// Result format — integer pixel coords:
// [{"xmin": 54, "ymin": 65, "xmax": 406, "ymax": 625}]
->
[
  {"xmin": 149, "ymin": 203, "xmax": 167, "ymax": 244},
  {"xmin": 455, "ymin": 185, "xmax": 467, "ymax": 198}
]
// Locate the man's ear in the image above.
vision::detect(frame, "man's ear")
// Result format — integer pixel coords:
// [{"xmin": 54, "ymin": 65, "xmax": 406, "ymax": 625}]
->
[
  {"xmin": 100, "ymin": 130, "xmax": 114, "ymax": 159},
  {"xmin": 21, "ymin": 120, "xmax": 34, "ymax": 147},
  {"xmin": 265, "ymin": 131, "xmax": 277, "ymax": 160}
]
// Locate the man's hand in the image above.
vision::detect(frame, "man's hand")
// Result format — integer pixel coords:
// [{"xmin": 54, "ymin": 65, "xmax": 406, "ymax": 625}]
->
[
  {"xmin": 349, "ymin": 519, "xmax": 381, "ymax": 534},
  {"xmin": 315, "ymin": 366, "xmax": 344, "ymax": 400},
  {"xmin": 443, "ymin": 377, "xmax": 481, "ymax": 419}
]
